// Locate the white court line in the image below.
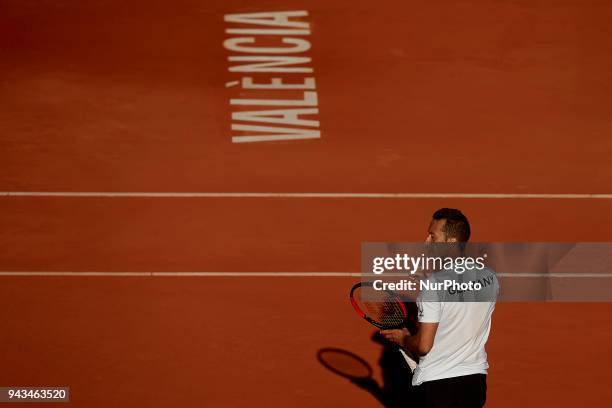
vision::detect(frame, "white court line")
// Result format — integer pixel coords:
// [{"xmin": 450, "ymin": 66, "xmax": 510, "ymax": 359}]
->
[
  {"xmin": 0, "ymin": 271, "xmax": 611, "ymax": 277},
  {"xmin": 0, "ymin": 272, "xmax": 153, "ymax": 276},
  {"xmin": 0, "ymin": 271, "xmax": 359, "ymax": 277},
  {"xmin": 2, "ymin": 192, "xmax": 612, "ymax": 199}
]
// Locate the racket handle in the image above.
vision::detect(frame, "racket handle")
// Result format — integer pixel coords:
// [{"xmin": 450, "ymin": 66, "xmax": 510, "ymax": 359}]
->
[{"xmin": 399, "ymin": 348, "xmax": 418, "ymax": 372}]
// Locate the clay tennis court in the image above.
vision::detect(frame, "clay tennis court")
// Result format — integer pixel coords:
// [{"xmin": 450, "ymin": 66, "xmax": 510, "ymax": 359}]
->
[{"xmin": 1, "ymin": 1, "xmax": 611, "ymax": 407}]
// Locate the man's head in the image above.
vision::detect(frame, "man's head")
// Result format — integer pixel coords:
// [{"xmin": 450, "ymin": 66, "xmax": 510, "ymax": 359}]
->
[{"xmin": 426, "ymin": 208, "xmax": 471, "ymax": 243}]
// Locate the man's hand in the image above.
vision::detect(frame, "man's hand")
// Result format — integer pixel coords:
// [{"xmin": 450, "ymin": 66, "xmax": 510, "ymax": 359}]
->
[{"xmin": 380, "ymin": 327, "xmax": 410, "ymax": 347}]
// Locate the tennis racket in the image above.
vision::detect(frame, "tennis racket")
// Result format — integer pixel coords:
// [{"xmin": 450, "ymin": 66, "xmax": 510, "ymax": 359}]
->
[{"xmin": 350, "ymin": 281, "xmax": 418, "ymax": 371}]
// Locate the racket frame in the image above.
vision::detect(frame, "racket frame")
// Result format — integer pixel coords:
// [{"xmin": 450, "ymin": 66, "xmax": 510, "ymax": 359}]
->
[{"xmin": 349, "ymin": 281, "xmax": 409, "ymax": 330}]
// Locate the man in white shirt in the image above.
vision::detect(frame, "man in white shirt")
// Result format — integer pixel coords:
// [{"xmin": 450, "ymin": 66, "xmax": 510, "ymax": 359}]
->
[{"xmin": 381, "ymin": 208, "xmax": 498, "ymax": 408}]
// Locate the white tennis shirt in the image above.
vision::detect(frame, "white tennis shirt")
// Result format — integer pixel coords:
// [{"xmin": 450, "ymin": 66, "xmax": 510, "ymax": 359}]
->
[{"xmin": 412, "ymin": 267, "xmax": 499, "ymax": 386}]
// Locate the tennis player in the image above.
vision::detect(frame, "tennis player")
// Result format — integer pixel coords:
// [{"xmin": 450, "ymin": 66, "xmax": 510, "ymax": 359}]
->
[{"xmin": 381, "ymin": 208, "xmax": 498, "ymax": 408}]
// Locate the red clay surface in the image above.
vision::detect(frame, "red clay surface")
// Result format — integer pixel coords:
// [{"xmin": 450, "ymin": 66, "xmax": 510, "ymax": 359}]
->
[
  {"xmin": 1, "ymin": 197, "xmax": 612, "ymax": 272},
  {"xmin": 1, "ymin": 1, "xmax": 612, "ymax": 407},
  {"xmin": 0, "ymin": 278, "xmax": 611, "ymax": 408},
  {"xmin": 2, "ymin": 0, "xmax": 611, "ymax": 192}
]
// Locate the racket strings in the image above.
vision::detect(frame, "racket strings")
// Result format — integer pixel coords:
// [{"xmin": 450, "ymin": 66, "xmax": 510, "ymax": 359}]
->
[{"xmin": 355, "ymin": 287, "xmax": 406, "ymax": 328}]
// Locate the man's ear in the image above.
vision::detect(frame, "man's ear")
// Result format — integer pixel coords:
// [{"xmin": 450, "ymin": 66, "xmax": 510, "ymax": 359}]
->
[{"xmin": 446, "ymin": 237, "xmax": 458, "ymax": 243}]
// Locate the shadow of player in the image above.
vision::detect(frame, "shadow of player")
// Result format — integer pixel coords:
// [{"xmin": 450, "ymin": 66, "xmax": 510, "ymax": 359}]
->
[{"xmin": 366, "ymin": 331, "xmax": 416, "ymax": 407}]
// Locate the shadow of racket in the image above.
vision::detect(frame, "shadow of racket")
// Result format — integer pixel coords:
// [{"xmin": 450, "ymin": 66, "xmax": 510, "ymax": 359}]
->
[
  {"xmin": 317, "ymin": 346, "xmax": 414, "ymax": 408},
  {"xmin": 317, "ymin": 348, "xmax": 374, "ymax": 381}
]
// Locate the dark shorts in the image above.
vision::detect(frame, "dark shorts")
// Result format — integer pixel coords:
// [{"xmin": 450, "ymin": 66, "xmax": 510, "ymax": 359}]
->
[{"xmin": 415, "ymin": 374, "xmax": 487, "ymax": 408}]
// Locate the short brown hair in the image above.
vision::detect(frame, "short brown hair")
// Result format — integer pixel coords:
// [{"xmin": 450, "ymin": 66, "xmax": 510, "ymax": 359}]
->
[{"xmin": 432, "ymin": 208, "xmax": 471, "ymax": 242}]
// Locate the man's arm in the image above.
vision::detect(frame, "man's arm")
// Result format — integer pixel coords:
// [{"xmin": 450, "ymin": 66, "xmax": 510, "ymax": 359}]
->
[
  {"xmin": 403, "ymin": 322, "xmax": 438, "ymax": 355},
  {"xmin": 381, "ymin": 322, "xmax": 439, "ymax": 356}
]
